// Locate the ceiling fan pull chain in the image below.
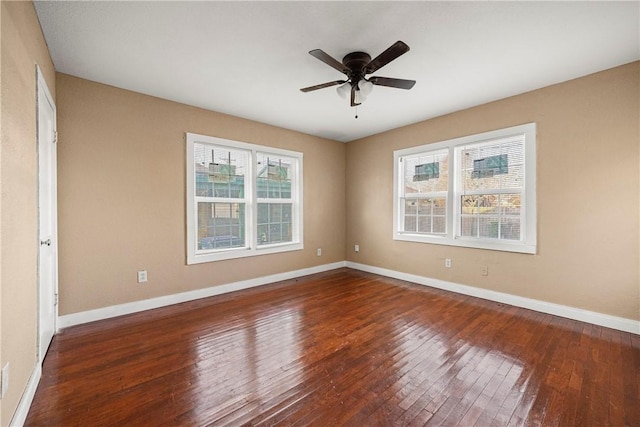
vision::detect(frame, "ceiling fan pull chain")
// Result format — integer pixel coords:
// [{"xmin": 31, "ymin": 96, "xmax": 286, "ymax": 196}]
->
[{"xmin": 355, "ymin": 105, "xmax": 358, "ymax": 119}]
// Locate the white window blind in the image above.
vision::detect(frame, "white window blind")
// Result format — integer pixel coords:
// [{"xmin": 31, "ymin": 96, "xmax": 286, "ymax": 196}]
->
[
  {"xmin": 400, "ymin": 149, "xmax": 449, "ymax": 236},
  {"xmin": 456, "ymin": 135, "xmax": 525, "ymax": 242}
]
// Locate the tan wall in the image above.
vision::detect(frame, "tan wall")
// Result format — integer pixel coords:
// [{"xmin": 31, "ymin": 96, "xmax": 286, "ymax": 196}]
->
[
  {"xmin": 56, "ymin": 73, "xmax": 346, "ymax": 315},
  {"xmin": 346, "ymin": 62, "xmax": 640, "ymax": 321},
  {"xmin": 1, "ymin": 10, "xmax": 636, "ymax": 421},
  {"xmin": 0, "ymin": 1, "xmax": 56, "ymax": 424}
]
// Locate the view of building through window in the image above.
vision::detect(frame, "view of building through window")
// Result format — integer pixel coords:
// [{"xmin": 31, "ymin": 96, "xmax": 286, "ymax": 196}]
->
[
  {"xmin": 194, "ymin": 145, "xmax": 248, "ymax": 250},
  {"xmin": 187, "ymin": 133, "xmax": 303, "ymax": 264},
  {"xmin": 458, "ymin": 136, "xmax": 525, "ymax": 241},
  {"xmin": 393, "ymin": 123, "xmax": 536, "ymax": 254},
  {"xmin": 402, "ymin": 149, "xmax": 449, "ymax": 235}
]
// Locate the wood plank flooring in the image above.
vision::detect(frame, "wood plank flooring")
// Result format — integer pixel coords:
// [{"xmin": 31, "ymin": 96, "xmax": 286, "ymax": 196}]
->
[{"xmin": 25, "ymin": 268, "xmax": 640, "ymax": 426}]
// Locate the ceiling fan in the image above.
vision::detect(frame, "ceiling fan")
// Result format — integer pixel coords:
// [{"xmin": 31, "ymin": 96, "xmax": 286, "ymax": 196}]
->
[{"xmin": 300, "ymin": 40, "xmax": 416, "ymax": 108}]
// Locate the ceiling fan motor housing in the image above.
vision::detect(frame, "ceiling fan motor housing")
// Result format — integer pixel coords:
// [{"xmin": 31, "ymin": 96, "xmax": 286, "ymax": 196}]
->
[{"xmin": 342, "ymin": 52, "xmax": 371, "ymax": 85}]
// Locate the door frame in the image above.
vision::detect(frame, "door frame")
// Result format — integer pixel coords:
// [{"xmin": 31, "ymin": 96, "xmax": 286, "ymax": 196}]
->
[{"xmin": 36, "ymin": 65, "xmax": 58, "ymax": 363}]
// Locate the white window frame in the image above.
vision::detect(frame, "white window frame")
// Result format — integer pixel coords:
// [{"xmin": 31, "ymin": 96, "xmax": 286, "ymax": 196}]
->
[
  {"xmin": 393, "ymin": 123, "xmax": 536, "ymax": 254},
  {"xmin": 186, "ymin": 133, "xmax": 303, "ymax": 264}
]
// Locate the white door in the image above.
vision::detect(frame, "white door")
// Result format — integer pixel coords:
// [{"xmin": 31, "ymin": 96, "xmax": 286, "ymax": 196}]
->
[{"xmin": 37, "ymin": 66, "xmax": 57, "ymax": 362}]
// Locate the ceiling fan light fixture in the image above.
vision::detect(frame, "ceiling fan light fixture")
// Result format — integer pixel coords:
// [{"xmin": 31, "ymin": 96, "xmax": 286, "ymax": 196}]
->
[
  {"xmin": 358, "ymin": 79, "xmax": 374, "ymax": 97},
  {"xmin": 354, "ymin": 89, "xmax": 367, "ymax": 105},
  {"xmin": 336, "ymin": 82, "xmax": 351, "ymax": 99}
]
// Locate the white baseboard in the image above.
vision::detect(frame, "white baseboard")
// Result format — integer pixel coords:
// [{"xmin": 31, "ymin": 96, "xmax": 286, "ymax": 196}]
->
[
  {"xmin": 58, "ymin": 261, "xmax": 347, "ymax": 329},
  {"xmin": 58, "ymin": 259, "xmax": 639, "ymax": 335},
  {"xmin": 346, "ymin": 261, "xmax": 640, "ymax": 335},
  {"xmin": 9, "ymin": 363, "xmax": 42, "ymax": 427}
]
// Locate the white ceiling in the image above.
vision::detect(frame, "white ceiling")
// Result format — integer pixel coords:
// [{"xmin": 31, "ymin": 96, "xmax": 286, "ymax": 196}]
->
[{"xmin": 34, "ymin": 1, "xmax": 639, "ymax": 143}]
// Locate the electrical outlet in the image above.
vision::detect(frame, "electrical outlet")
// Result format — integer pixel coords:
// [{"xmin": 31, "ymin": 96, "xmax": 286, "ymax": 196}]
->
[
  {"xmin": 317, "ymin": 248, "xmax": 322, "ymax": 257},
  {"xmin": 1, "ymin": 363, "xmax": 9, "ymax": 398},
  {"xmin": 445, "ymin": 258, "xmax": 452, "ymax": 268},
  {"xmin": 137, "ymin": 270, "xmax": 148, "ymax": 283},
  {"xmin": 354, "ymin": 244, "xmax": 360, "ymax": 253},
  {"xmin": 481, "ymin": 266, "xmax": 489, "ymax": 276}
]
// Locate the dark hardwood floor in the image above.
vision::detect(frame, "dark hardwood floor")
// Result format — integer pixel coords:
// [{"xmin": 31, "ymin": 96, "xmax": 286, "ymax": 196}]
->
[{"xmin": 26, "ymin": 268, "xmax": 640, "ymax": 426}]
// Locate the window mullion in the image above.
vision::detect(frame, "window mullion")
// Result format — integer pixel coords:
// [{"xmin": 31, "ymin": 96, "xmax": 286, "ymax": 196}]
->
[
  {"xmin": 257, "ymin": 198, "xmax": 293, "ymax": 203},
  {"xmin": 195, "ymin": 196, "xmax": 246, "ymax": 204},
  {"xmin": 457, "ymin": 188, "xmax": 523, "ymax": 196}
]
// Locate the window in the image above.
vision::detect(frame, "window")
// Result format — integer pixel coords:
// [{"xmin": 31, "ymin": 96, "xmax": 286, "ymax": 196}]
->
[
  {"xmin": 400, "ymin": 149, "xmax": 449, "ymax": 236},
  {"xmin": 187, "ymin": 133, "xmax": 303, "ymax": 264},
  {"xmin": 393, "ymin": 123, "xmax": 536, "ymax": 254}
]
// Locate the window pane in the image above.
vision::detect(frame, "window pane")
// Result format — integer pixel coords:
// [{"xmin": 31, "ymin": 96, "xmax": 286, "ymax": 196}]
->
[
  {"xmin": 197, "ymin": 202, "xmax": 245, "ymax": 250},
  {"xmin": 257, "ymin": 153, "xmax": 293, "ymax": 199},
  {"xmin": 478, "ymin": 216, "xmax": 500, "ymax": 239},
  {"xmin": 459, "ymin": 193, "xmax": 521, "ymax": 240},
  {"xmin": 417, "ymin": 199, "xmax": 432, "ymax": 233},
  {"xmin": 460, "ymin": 216, "xmax": 477, "ymax": 237},
  {"xmin": 460, "ymin": 136, "xmax": 524, "ymax": 193},
  {"xmin": 500, "ymin": 219, "xmax": 521, "ymax": 240},
  {"xmin": 461, "ymin": 195, "xmax": 499, "ymax": 215},
  {"xmin": 403, "ymin": 197, "xmax": 446, "ymax": 235},
  {"xmin": 257, "ymin": 203, "xmax": 269, "ymax": 224},
  {"xmin": 404, "ymin": 215, "xmax": 417, "ymax": 233},
  {"xmin": 194, "ymin": 144, "xmax": 247, "ymax": 198},
  {"xmin": 257, "ymin": 202, "xmax": 292, "ymax": 245},
  {"xmin": 404, "ymin": 199, "xmax": 417, "ymax": 232},
  {"xmin": 417, "ymin": 216, "xmax": 431, "ymax": 233},
  {"xmin": 404, "ymin": 150, "xmax": 449, "ymax": 195},
  {"xmin": 417, "ymin": 199, "xmax": 431, "ymax": 214},
  {"xmin": 405, "ymin": 199, "xmax": 417, "ymax": 215},
  {"xmin": 270, "ymin": 203, "xmax": 282, "ymax": 222},
  {"xmin": 433, "ymin": 216, "xmax": 446, "ymax": 234},
  {"xmin": 500, "ymin": 194, "xmax": 521, "ymax": 216}
]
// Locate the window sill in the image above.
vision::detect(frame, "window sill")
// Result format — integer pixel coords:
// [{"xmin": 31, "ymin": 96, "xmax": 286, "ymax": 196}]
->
[
  {"xmin": 187, "ymin": 242, "xmax": 304, "ymax": 264},
  {"xmin": 394, "ymin": 233, "xmax": 536, "ymax": 254}
]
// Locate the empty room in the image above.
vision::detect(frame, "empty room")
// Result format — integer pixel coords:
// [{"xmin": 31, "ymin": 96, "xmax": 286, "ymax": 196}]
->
[{"xmin": 2, "ymin": 1, "xmax": 639, "ymax": 425}]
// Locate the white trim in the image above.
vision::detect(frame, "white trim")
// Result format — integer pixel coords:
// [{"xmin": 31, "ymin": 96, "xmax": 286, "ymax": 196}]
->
[
  {"xmin": 57, "ymin": 260, "xmax": 640, "ymax": 333},
  {"xmin": 9, "ymin": 363, "xmax": 42, "ymax": 427},
  {"xmin": 58, "ymin": 261, "xmax": 346, "ymax": 329},
  {"xmin": 346, "ymin": 261, "xmax": 640, "ymax": 335},
  {"xmin": 58, "ymin": 260, "xmax": 640, "ymax": 335},
  {"xmin": 36, "ymin": 65, "xmax": 59, "ymax": 363}
]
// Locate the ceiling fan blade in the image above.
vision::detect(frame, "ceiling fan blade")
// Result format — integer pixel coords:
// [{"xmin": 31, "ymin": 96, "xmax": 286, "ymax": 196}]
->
[
  {"xmin": 370, "ymin": 76, "xmax": 416, "ymax": 90},
  {"xmin": 309, "ymin": 49, "xmax": 348, "ymax": 74},
  {"xmin": 364, "ymin": 41, "xmax": 410, "ymax": 74},
  {"xmin": 350, "ymin": 86, "xmax": 361, "ymax": 107},
  {"xmin": 300, "ymin": 80, "xmax": 347, "ymax": 92}
]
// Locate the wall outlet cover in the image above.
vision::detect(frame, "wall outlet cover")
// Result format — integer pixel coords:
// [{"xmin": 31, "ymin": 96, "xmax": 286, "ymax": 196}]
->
[{"xmin": 137, "ymin": 270, "xmax": 148, "ymax": 283}]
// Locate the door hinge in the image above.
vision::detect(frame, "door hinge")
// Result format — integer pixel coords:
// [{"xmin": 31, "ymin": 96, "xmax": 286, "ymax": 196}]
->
[
  {"xmin": 54, "ymin": 293, "xmax": 59, "ymax": 306},
  {"xmin": 53, "ymin": 131, "xmax": 58, "ymax": 144}
]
